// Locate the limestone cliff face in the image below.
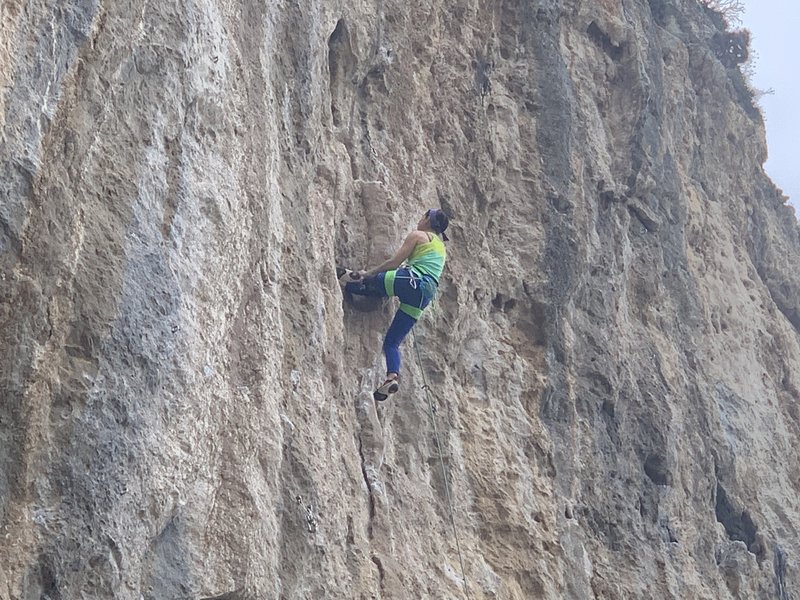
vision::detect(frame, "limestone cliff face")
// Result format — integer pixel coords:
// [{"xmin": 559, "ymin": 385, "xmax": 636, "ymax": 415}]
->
[{"xmin": 2, "ymin": 0, "xmax": 799, "ymax": 598}]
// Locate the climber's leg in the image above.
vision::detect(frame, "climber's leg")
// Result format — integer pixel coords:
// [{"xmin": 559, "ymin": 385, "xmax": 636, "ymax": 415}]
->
[
  {"xmin": 344, "ymin": 272, "xmax": 389, "ymax": 297},
  {"xmin": 373, "ymin": 310, "xmax": 417, "ymax": 401},
  {"xmin": 383, "ymin": 310, "xmax": 417, "ymax": 374}
]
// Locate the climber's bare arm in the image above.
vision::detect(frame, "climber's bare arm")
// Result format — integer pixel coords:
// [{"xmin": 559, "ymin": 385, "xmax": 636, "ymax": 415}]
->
[{"xmin": 361, "ymin": 231, "xmax": 427, "ymax": 278}]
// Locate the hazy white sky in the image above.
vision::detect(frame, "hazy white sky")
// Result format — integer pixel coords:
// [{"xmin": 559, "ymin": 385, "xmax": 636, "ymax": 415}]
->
[{"xmin": 739, "ymin": 1, "xmax": 799, "ymax": 209}]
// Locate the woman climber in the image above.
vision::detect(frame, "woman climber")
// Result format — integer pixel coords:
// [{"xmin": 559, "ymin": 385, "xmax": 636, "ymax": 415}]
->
[{"xmin": 338, "ymin": 208, "xmax": 450, "ymax": 401}]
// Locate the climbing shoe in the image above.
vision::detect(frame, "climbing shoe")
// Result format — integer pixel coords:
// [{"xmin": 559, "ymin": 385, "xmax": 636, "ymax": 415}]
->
[
  {"xmin": 337, "ymin": 267, "xmax": 361, "ymax": 289},
  {"xmin": 373, "ymin": 377, "xmax": 400, "ymax": 402}
]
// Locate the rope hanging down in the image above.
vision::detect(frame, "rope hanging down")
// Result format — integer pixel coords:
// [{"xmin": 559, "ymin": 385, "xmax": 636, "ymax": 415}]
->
[{"xmin": 411, "ymin": 329, "xmax": 471, "ymax": 600}]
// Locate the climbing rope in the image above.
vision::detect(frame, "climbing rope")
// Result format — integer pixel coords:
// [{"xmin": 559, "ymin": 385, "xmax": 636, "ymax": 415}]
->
[{"xmin": 411, "ymin": 328, "xmax": 471, "ymax": 600}]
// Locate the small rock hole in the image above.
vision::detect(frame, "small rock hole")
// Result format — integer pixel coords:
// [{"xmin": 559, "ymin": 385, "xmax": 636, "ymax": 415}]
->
[
  {"xmin": 715, "ymin": 483, "xmax": 759, "ymax": 553},
  {"xmin": 644, "ymin": 454, "xmax": 670, "ymax": 485},
  {"xmin": 586, "ymin": 21, "xmax": 624, "ymax": 61}
]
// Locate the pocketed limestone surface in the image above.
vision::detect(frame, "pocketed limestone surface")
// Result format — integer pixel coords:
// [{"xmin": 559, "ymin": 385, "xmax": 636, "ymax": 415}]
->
[{"xmin": 1, "ymin": 1, "xmax": 799, "ymax": 598}]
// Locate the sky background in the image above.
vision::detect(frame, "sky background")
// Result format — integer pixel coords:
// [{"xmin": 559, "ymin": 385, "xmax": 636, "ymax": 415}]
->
[{"xmin": 739, "ymin": 0, "xmax": 798, "ymax": 210}]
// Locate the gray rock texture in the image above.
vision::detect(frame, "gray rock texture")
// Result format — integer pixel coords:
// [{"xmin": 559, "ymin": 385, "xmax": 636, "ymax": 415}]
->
[{"xmin": 2, "ymin": 0, "xmax": 799, "ymax": 598}]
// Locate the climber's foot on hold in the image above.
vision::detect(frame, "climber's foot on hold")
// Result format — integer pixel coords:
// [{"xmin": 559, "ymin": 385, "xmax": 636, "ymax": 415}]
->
[
  {"xmin": 337, "ymin": 266, "xmax": 361, "ymax": 289},
  {"xmin": 373, "ymin": 375, "xmax": 399, "ymax": 402}
]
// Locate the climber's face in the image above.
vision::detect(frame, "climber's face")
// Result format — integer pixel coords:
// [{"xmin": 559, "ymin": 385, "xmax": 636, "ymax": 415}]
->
[{"xmin": 417, "ymin": 209, "xmax": 432, "ymax": 230}]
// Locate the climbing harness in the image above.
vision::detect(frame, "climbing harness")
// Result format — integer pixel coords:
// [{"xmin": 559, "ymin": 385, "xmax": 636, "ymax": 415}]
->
[
  {"xmin": 385, "ymin": 267, "xmax": 438, "ymax": 320},
  {"xmin": 411, "ymin": 329, "xmax": 471, "ymax": 600},
  {"xmin": 395, "ymin": 268, "xmax": 438, "ymax": 304}
]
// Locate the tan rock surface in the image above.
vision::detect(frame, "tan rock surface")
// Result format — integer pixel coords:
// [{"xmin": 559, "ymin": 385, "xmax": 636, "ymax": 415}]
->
[{"xmin": 1, "ymin": 0, "xmax": 799, "ymax": 598}]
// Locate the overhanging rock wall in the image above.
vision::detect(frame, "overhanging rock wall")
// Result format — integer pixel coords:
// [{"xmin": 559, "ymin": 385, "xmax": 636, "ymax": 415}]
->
[{"xmin": 2, "ymin": 0, "xmax": 799, "ymax": 598}]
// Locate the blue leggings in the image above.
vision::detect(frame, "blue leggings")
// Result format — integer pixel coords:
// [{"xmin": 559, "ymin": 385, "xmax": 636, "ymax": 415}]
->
[{"xmin": 345, "ymin": 268, "xmax": 433, "ymax": 375}]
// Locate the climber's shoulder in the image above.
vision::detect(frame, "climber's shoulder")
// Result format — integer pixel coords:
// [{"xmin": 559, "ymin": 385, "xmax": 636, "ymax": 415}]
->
[
  {"xmin": 405, "ymin": 230, "xmax": 429, "ymax": 244},
  {"xmin": 396, "ymin": 230, "xmax": 427, "ymax": 257}
]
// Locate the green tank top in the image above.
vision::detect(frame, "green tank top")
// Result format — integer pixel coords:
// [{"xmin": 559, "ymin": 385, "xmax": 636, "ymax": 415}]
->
[{"xmin": 405, "ymin": 233, "xmax": 446, "ymax": 283}]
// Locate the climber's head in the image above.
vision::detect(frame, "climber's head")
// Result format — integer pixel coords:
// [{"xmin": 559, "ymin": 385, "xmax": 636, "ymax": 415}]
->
[{"xmin": 419, "ymin": 208, "xmax": 450, "ymax": 241}]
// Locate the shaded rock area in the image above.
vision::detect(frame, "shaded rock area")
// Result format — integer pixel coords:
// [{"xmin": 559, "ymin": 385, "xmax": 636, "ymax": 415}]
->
[{"xmin": 2, "ymin": 0, "xmax": 799, "ymax": 598}]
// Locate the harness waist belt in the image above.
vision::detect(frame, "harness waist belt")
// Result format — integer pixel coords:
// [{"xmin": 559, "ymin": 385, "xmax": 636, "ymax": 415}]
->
[{"xmin": 409, "ymin": 267, "xmax": 439, "ymax": 285}]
